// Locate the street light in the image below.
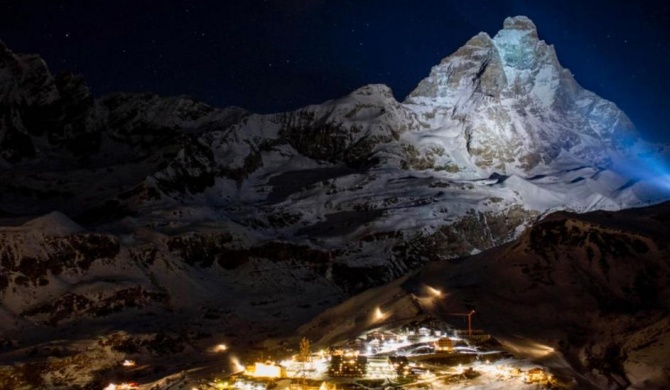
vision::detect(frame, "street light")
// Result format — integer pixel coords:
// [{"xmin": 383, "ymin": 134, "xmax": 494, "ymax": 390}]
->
[{"xmin": 427, "ymin": 286, "xmax": 442, "ymax": 297}]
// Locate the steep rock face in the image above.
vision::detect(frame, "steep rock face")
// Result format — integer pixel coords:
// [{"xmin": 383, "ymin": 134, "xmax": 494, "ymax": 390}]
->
[
  {"xmin": 0, "ymin": 41, "xmax": 62, "ymax": 162},
  {"xmin": 52, "ymin": 72, "xmax": 96, "ymax": 155},
  {"xmin": 279, "ymin": 85, "xmax": 404, "ymax": 167},
  {"xmin": 406, "ymin": 16, "xmax": 637, "ymax": 173}
]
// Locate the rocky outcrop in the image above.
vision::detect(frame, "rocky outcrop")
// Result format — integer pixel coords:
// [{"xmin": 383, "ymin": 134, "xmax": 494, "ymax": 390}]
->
[{"xmin": 0, "ymin": 41, "xmax": 59, "ymax": 162}]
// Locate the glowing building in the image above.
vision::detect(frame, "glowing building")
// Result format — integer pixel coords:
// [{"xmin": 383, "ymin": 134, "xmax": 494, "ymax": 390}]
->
[
  {"xmin": 434, "ymin": 337, "xmax": 453, "ymax": 352},
  {"xmin": 246, "ymin": 362, "xmax": 286, "ymax": 378},
  {"xmin": 328, "ymin": 351, "xmax": 367, "ymax": 377}
]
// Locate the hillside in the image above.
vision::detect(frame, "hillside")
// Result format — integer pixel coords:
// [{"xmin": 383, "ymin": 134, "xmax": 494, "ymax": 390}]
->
[{"xmin": 300, "ymin": 202, "xmax": 670, "ymax": 389}]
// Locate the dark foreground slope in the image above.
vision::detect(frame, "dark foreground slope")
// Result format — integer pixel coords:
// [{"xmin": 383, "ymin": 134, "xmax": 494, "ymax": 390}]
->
[{"xmin": 300, "ymin": 201, "xmax": 670, "ymax": 389}]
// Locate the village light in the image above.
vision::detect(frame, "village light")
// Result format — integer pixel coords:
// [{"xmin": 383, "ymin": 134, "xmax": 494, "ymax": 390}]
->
[
  {"xmin": 427, "ymin": 286, "xmax": 442, "ymax": 297},
  {"xmin": 521, "ymin": 342, "xmax": 556, "ymax": 358},
  {"xmin": 214, "ymin": 343, "xmax": 228, "ymax": 352},
  {"xmin": 249, "ymin": 362, "xmax": 284, "ymax": 378},
  {"xmin": 231, "ymin": 357, "xmax": 245, "ymax": 372},
  {"xmin": 103, "ymin": 384, "xmax": 117, "ymax": 390},
  {"xmin": 504, "ymin": 340, "xmax": 556, "ymax": 359},
  {"xmin": 373, "ymin": 307, "xmax": 391, "ymax": 322},
  {"xmin": 457, "ymin": 363, "xmax": 465, "ymax": 374},
  {"xmin": 122, "ymin": 359, "xmax": 136, "ymax": 367}
]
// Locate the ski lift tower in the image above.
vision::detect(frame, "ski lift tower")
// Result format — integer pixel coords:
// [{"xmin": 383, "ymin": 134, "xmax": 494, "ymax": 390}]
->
[{"xmin": 446, "ymin": 310, "xmax": 476, "ymax": 339}]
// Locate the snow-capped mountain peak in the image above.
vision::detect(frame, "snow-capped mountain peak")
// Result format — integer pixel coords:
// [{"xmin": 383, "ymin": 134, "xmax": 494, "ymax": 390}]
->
[{"xmin": 404, "ymin": 16, "xmax": 639, "ymax": 176}]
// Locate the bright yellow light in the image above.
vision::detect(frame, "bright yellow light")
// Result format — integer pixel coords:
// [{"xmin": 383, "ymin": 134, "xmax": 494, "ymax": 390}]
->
[
  {"xmin": 527, "ymin": 343, "xmax": 555, "ymax": 357},
  {"xmin": 103, "ymin": 384, "xmax": 117, "ymax": 390},
  {"xmin": 122, "ymin": 359, "xmax": 136, "ymax": 367},
  {"xmin": 427, "ymin": 286, "xmax": 442, "ymax": 297},
  {"xmin": 505, "ymin": 340, "xmax": 556, "ymax": 358},
  {"xmin": 214, "ymin": 343, "xmax": 228, "ymax": 352},
  {"xmin": 231, "ymin": 357, "xmax": 245, "ymax": 372},
  {"xmin": 250, "ymin": 362, "xmax": 282, "ymax": 378},
  {"xmin": 374, "ymin": 307, "xmax": 386, "ymax": 321}
]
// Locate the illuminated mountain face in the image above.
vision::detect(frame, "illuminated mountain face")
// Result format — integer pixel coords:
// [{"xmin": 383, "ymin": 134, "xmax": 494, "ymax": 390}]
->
[{"xmin": 406, "ymin": 16, "xmax": 640, "ymax": 174}]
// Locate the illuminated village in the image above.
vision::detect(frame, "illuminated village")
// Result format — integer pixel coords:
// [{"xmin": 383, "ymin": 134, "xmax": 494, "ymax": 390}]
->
[{"xmin": 103, "ymin": 287, "xmax": 563, "ymax": 390}]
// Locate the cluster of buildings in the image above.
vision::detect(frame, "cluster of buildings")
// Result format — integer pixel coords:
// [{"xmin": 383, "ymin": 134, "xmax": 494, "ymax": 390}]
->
[
  {"xmin": 102, "ymin": 304, "xmax": 560, "ymax": 390},
  {"xmin": 207, "ymin": 317, "xmax": 559, "ymax": 390},
  {"xmin": 238, "ymin": 319, "xmax": 491, "ymax": 383}
]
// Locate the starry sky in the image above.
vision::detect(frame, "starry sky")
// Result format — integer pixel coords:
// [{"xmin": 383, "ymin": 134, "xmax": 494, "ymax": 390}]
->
[{"xmin": 1, "ymin": 0, "xmax": 669, "ymax": 142}]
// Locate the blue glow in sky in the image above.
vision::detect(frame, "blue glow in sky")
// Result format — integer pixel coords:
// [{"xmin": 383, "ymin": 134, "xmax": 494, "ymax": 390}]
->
[
  {"xmin": 615, "ymin": 149, "xmax": 670, "ymax": 196},
  {"xmin": 1, "ymin": 0, "xmax": 669, "ymax": 142}
]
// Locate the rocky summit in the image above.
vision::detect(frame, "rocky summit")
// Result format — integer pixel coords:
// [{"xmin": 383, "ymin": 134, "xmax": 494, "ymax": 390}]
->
[
  {"xmin": 406, "ymin": 16, "xmax": 638, "ymax": 172},
  {"xmin": 0, "ymin": 16, "xmax": 668, "ymax": 389}
]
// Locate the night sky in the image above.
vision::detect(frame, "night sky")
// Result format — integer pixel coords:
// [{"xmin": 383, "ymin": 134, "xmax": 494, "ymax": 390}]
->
[{"xmin": 2, "ymin": 0, "xmax": 669, "ymax": 142}]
